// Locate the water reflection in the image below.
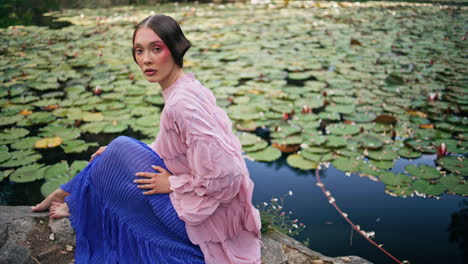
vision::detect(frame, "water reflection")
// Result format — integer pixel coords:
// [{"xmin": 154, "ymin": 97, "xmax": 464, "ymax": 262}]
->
[{"xmin": 448, "ymin": 200, "xmax": 468, "ymax": 264}]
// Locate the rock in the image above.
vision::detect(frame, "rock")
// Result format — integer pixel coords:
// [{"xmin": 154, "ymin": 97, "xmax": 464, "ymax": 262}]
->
[
  {"xmin": 49, "ymin": 218, "xmax": 75, "ymax": 246},
  {"xmin": 0, "ymin": 206, "xmax": 373, "ymax": 264},
  {"xmin": 37, "ymin": 245, "xmax": 59, "ymax": 260},
  {"xmin": 0, "ymin": 206, "xmax": 74, "ymax": 264}
]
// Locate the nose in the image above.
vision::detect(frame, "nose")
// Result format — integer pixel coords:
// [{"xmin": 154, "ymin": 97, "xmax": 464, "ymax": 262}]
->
[{"xmin": 142, "ymin": 50, "xmax": 152, "ymax": 65}]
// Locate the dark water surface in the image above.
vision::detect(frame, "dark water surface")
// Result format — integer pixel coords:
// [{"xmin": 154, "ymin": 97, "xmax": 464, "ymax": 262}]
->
[
  {"xmin": 2, "ymin": 150, "xmax": 466, "ymax": 264},
  {"xmin": 247, "ymin": 154, "xmax": 467, "ymax": 264}
]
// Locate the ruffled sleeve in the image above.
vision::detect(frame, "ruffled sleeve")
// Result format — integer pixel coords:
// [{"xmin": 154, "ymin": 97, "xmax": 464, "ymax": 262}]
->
[{"xmin": 166, "ymin": 100, "xmax": 243, "ymax": 226}]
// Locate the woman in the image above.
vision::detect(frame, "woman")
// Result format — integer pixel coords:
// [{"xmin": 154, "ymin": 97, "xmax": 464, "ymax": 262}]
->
[{"xmin": 31, "ymin": 14, "xmax": 262, "ymax": 263}]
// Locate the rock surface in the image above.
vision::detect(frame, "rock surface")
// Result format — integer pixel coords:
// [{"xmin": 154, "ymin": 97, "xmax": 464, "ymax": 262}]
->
[{"xmin": 0, "ymin": 205, "xmax": 372, "ymax": 264}]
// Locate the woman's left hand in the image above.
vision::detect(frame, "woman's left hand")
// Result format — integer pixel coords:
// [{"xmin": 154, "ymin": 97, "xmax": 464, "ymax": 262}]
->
[{"xmin": 134, "ymin": 165, "xmax": 173, "ymax": 195}]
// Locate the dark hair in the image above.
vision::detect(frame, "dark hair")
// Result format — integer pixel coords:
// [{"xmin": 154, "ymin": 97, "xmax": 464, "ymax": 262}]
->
[{"xmin": 132, "ymin": 14, "xmax": 191, "ymax": 68}]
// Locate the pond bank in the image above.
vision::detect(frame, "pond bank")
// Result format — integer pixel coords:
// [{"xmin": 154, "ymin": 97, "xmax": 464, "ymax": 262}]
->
[{"xmin": 0, "ymin": 205, "xmax": 372, "ymax": 264}]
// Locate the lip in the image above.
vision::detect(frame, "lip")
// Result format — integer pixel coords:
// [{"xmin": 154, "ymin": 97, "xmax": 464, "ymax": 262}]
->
[{"xmin": 144, "ymin": 69, "xmax": 157, "ymax": 76}]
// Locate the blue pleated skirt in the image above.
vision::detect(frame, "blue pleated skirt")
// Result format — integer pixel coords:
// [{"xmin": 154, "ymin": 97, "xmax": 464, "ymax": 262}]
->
[{"xmin": 60, "ymin": 136, "xmax": 205, "ymax": 264}]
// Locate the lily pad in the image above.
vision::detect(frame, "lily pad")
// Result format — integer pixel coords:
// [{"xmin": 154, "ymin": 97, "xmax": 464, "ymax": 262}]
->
[
  {"xmin": 379, "ymin": 172, "xmax": 412, "ymax": 186},
  {"xmin": 35, "ymin": 137, "xmax": 63, "ymax": 149},
  {"xmin": 332, "ymin": 157, "xmax": 362, "ymax": 173},
  {"xmin": 413, "ymin": 179, "xmax": 446, "ymax": 196},
  {"xmin": 385, "ymin": 184, "xmax": 414, "ymax": 197},
  {"xmin": 397, "ymin": 147, "xmax": 422, "ymax": 159},
  {"xmin": 437, "ymin": 156, "xmax": 468, "ymax": 176},
  {"xmin": 10, "ymin": 163, "xmax": 48, "ymax": 183},
  {"xmin": 247, "ymin": 146, "xmax": 282, "ymax": 162},
  {"xmin": 366, "ymin": 146, "xmax": 398, "ymax": 161},
  {"xmin": 286, "ymin": 154, "xmax": 317, "ymax": 170},
  {"xmin": 405, "ymin": 164, "xmax": 441, "ymax": 179},
  {"xmin": 439, "ymin": 174, "xmax": 468, "ymax": 196}
]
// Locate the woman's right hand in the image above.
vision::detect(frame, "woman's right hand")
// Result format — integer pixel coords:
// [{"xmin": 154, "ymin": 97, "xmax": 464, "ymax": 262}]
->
[{"xmin": 89, "ymin": 146, "xmax": 107, "ymax": 162}]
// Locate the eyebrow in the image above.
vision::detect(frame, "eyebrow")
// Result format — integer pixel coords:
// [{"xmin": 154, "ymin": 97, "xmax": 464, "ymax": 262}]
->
[{"xmin": 134, "ymin": 40, "xmax": 163, "ymax": 47}]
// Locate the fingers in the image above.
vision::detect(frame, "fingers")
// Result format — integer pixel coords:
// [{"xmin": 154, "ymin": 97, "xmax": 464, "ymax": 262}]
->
[
  {"xmin": 134, "ymin": 178, "xmax": 152, "ymax": 184},
  {"xmin": 151, "ymin": 165, "xmax": 166, "ymax": 172},
  {"xmin": 89, "ymin": 146, "xmax": 107, "ymax": 162},
  {"xmin": 135, "ymin": 172, "xmax": 158, "ymax": 178},
  {"xmin": 137, "ymin": 183, "xmax": 155, "ymax": 190},
  {"xmin": 143, "ymin": 189, "xmax": 159, "ymax": 195}
]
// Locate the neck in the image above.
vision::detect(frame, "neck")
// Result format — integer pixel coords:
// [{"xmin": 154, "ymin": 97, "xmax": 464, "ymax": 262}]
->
[{"xmin": 160, "ymin": 67, "xmax": 185, "ymax": 91}]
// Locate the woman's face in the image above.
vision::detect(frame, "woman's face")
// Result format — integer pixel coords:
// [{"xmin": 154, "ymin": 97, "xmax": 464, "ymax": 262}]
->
[{"xmin": 133, "ymin": 27, "xmax": 177, "ymax": 83}]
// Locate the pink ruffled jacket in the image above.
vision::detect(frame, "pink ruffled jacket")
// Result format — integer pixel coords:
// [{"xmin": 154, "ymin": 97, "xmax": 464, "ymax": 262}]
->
[{"xmin": 149, "ymin": 72, "xmax": 262, "ymax": 263}]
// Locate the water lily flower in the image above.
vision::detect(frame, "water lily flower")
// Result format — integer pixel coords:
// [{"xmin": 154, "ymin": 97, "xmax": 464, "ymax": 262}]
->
[{"xmin": 437, "ymin": 142, "xmax": 447, "ymax": 156}]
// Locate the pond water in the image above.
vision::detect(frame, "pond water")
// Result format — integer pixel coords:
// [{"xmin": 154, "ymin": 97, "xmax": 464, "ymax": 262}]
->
[
  {"xmin": 2, "ymin": 148, "xmax": 465, "ymax": 264},
  {"xmin": 247, "ymin": 155, "xmax": 466, "ymax": 264},
  {"xmin": 1, "ymin": 2, "xmax": 467, "ymax": 264}
]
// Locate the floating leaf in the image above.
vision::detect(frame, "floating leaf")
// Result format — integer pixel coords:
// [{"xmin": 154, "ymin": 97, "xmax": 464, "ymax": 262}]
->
[
  {"xmin": 439, "ymin": 174, "xmax": 468, "ymax": 196},
  {"xmin": 332, "ymin": 157, "xmax": 361, "ymax": 173},
  {"xmin": 379, "ymin": 172, "xmax": 412, "ymax": 186},
  {"xmin": 405, "ymin": 164, "xmax": 441, "ymax": 180},
  {"xmin": 247, "ymin": 146, "xmax": 282, "ymax": 162},
  {"xmin": 385, "ymin": 185, "xmax": 414, "ymax": 197},
  {"xmin": 437, "ymin": 156, "xmax": 468, "ymax": 176},
  {"xmin": 413, "ymin": 179, "xmax": 446, "ymax": 196},
  {"xmin": 286, "ymin": 154, "xmax": 317, "ymax": 170},
  {"xmin": 10, "ymin": 163, "xmax": 48, "ymax": 183},
  {"xmin": 238, "ymin": 132, "xmax": 261, "ymax": 146},
  {"xmin": 366, "ymin": 146, "xmax": 398, "ymax": 161},
  {"xmin": 35, "ymin": 137, "xmax": 63, "ymax": 148},
  {"xmin": 397, "ymin": 147, "xmax": 422, "ymax": 159}
]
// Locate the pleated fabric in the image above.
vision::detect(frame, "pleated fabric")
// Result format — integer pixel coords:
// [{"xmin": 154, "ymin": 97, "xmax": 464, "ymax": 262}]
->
[{"xmin": 60, "ymin": 135, "xmax": 205, "ymax": 264}]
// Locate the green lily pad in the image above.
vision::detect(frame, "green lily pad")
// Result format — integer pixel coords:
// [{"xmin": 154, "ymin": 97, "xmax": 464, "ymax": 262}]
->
[
  {"xmin": 0, "ymin": 150, "xmax": 42, "ymax": 168},
  {"xmin": 439, "ymin": 174, "xmax": 468, "ymax": 196},
  {"xmin": 238, "ymin": 132, "xmax": 261, "ymax": 146},
  {"xmin": 379, "ymin": 172, "xmax": 412, "ymax": 186},
  {"xmin": 405, "ymin": 139, "xmax": 436, "ymax": 154},
  {"xmin": 385, "ymin": 184, "xmax": 414, "ymax": 197},
  {"xmin": 327, "ymin": 123, "xmax": 360, "ymax": 136},
  {"xmin": 103, "ymin": 123, "xmax": 128, "ymax": 133},
  {"xmin": 247, "ymin": 146, "xmax": 282, "ymax": 162},
  {"xmin": 82, "ymin": 112, "xmax": 104, "ymax": 122},
  {"xmin": 0, "ymin": 128, "xmax": 30, "ymax": 141},
  {"xmin": 325, "ymin": 135, "xmax": 347, "ymax": 148},
  {"xmin": 397, "ymin": 147, "xmax": 422, "ymax": 159},
  {"xmin": 332, "ymin": 157, "xmax": 362, "ymax": 173},
  {"xmin": 413, "ymin": 179, "xmax": 446, "ymax": 196},
  {"xmin": 270, "ymin": 125, "xmax": 302, "ymax": 138},
  {"xmin": 370, "ymin": 159, "xmax": 394, "ymax": 170},
  {"xmin": 0, "ymin": 150, "xmax": 11, "ymax": 163},
  {"xmin": 10, "ymin": 163, "xmax": 48, "ymax": 183},
  {"xmin": 242, "ymin": 140, "xmax": 268, "ymax": 152},
  {"xmin": 356, "ymin": 134, "xmax": 384, "ymax": 149},
  {"xmin": 61, "ymin": 140, "xmax": 99, "ymax": 153},
  {"xmin": 271, "ymin": 136, "xmax": 302, "ymax": 146},
  {"xmin": 0, "ymin": 114, "xmax": 24, "ymax": 126},
  {"xmin": 405, "ymin": 164, "xmax": 441, "ymax": 179},
  {"xmin": 286, "ymin": 154, "xmax": 317, "ymax": 170},
  {"xmin": 44, "ymin": 161, "xmax": 69, "ymax": 180},
  {"xmin": 437, "ymin": 156, "xmax": 468, "ymax": 176}
]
